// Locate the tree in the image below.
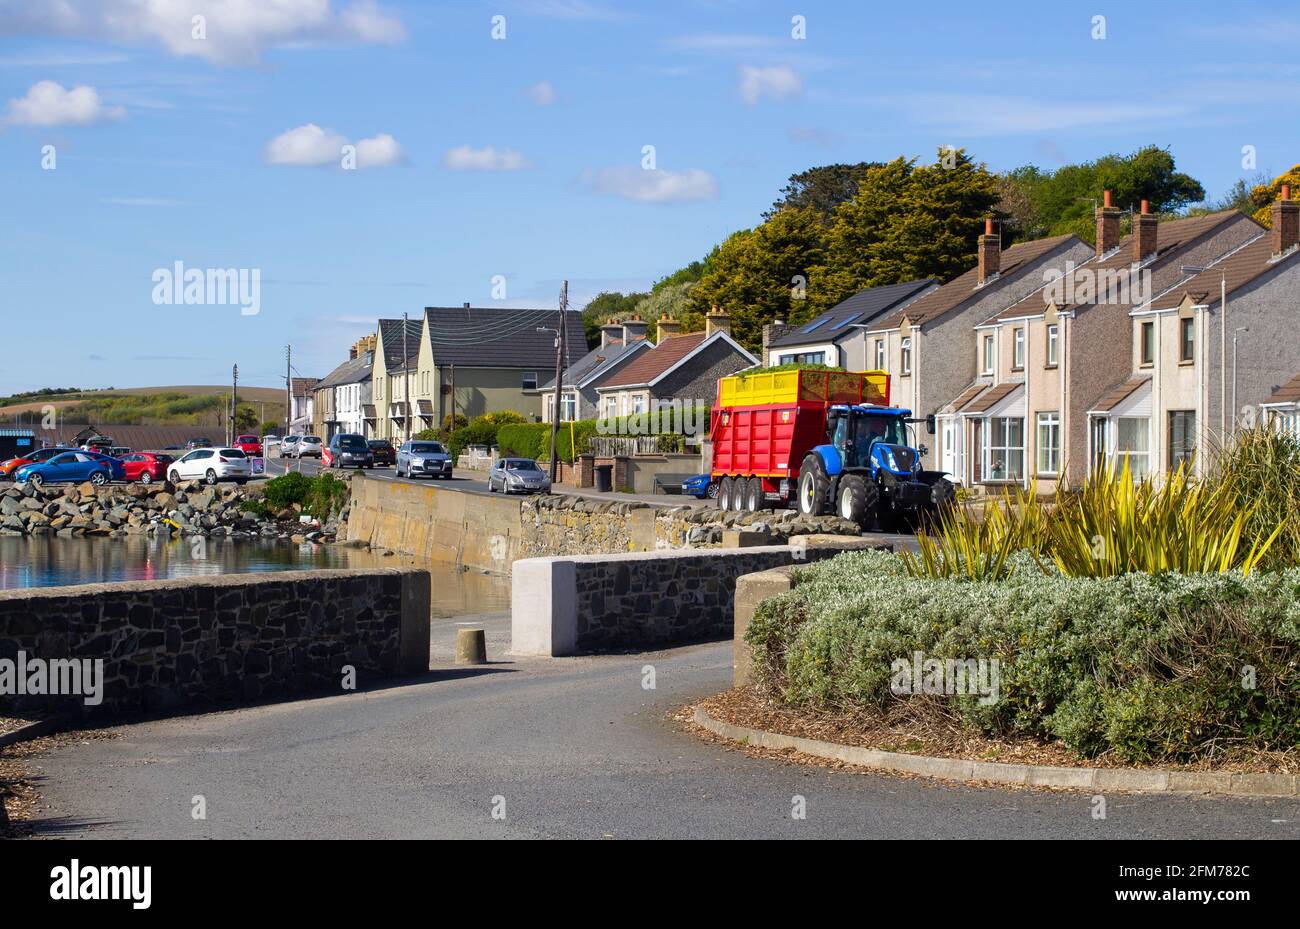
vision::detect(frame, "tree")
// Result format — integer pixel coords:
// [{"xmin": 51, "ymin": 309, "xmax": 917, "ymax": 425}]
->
[
  {"xmin": 580, "ymin": 290, "xmax": 647, "ymax": 347},
  {"xmin": 803, "ymin": 149, "xmax": 1002, "ymax": 315},
  {"xmin": 686, "ymin": 206, "xmax": 828, "ymax": 348},
  {"xmin": 998, "ymin": 146, "xmax": 1206, "ymax": 243},
  {"xmin": 633, "ymin": 281, "xmax": 700, "ymax": 340},
  {"xmin": 765, "ymin": 162, "xmax": 882, "ymax": 222},
  {"xmin": 1248, "ymin": 164, "xmax": 1300, "ymax": 226}
]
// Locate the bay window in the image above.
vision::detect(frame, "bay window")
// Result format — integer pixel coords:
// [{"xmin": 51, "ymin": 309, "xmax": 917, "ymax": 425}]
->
[{"xmin": 985, "ymin": 416, "xmax": 1024, "ymax": 482}]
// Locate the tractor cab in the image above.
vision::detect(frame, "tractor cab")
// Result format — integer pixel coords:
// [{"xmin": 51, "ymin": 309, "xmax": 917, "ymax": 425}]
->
[{"xmin": 825, "ymin": 405, "xmax": 922, "ymax": 479}]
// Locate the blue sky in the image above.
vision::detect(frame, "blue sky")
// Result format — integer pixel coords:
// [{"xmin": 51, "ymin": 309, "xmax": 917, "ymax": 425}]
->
[{"xmin": 0, "ymin": 0, "xmax": 1295, "ymax": 393}]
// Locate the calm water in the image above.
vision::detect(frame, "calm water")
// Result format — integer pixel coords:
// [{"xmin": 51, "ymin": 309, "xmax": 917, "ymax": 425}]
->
[{"xmin": 0, "ymin": 536, "xmax": 510, "ymax": 618}]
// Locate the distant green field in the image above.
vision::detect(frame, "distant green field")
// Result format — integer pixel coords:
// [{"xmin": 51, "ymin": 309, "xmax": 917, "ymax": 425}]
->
[{"xmin": 0, "ymin": 386, "xmax": 288, "ymax": 427}]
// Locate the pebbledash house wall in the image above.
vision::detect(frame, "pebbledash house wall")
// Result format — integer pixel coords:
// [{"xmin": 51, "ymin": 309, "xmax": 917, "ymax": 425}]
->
[{"xmin": 0, "ymin": 568, "xmax": 430, "ymax": 717}]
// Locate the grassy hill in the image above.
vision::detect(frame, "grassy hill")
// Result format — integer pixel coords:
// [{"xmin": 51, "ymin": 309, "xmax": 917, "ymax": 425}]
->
[{"xmin": 0, "ymin": 386, "xmax": 289, "ymax": 429}]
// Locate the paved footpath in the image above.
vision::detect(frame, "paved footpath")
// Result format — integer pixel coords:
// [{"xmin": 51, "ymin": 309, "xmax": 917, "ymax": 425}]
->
[{"xmin": 26, "ymin": 612, "xmax": 1300, "ymax": 839}]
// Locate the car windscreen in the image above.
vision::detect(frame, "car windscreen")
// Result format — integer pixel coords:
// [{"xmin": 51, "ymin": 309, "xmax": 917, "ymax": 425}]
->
[
  {"xmin": 410, "ymin": 443, "xmax": 444, "ymax": 455},
  {"xmin": 505, "ymin": 459, "xmax": 542, "ymax": 471},
  {"xmin": 301, "ymin": 437, "xmax": 321, "ymax": 444},
  {"xmin": 337, "ymin": 436, "xmax": 367, "ymax": 449}
]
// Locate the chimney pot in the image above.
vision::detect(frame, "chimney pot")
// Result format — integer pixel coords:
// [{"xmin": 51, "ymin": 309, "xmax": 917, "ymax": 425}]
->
[
  {"xmin": 1096, "ymin": 192, "xmax": 1121, "ymax": 257},
  {"xmin": 978, "ymin": 219, "xmax": 1001, "ymax": 284},
  {"xmin": 1140, "ymin": 200, "xmax": 1150, "ymax": 215},
  {"xmin": 1103, "ymin": 189, "xmax": 1113, "ymax": 208},
  {"xmin": 984, "ymin": 217, "xmax": 994, "ymax": 235},
  {"xmin": 1271, "ymin": 185, "xmax": 1300, "ymax": 256},
  {"xmin": 705, "ymin": 305, "xmax": 731, "ymax": 338},
  {"xmin": 1134, "ymin": 198, "xmax": 1159, "ymax": 261}
]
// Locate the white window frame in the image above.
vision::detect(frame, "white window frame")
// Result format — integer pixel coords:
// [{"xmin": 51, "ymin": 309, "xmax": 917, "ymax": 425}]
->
[
  {"xmin": 1046, "ymin": 324, "xmax": 1058, "ymax": 367},
  {"xmin": 874, "ymin": 338, "xmax": 886, "ymax": 371},
  {"xmin": 1036, "ymin": 411, "xmax": 1060, "ymax": 476},
  {"xmin": 522, "ymin": 371, "xmax": 538, "ymax": 391},
  {"xmin": 984, "ymin": 416, "xmax": 1024, "ymax": 482},
  {"xmin": 1013, "ymin": 327, "xmax": 1025, "ymax": 369},
  {"xmin": 981, "ymin": 334, "xmax": 995, "ymax": 374},
  {"xmin": 559, "ymin": 392, "xmax": 578, "ymax": 422},
  {"xmin": 1115, "ymin": 416, "xmax": 1151, "ymax": 481},
  {"xmin": 900, "ymin": 336, "xmax": 912, "ymax": 376}
]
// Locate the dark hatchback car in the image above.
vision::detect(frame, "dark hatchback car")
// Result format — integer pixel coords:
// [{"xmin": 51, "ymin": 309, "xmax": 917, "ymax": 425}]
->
[
  {"xmin": 325, "ymin": 433, "xmax": 374, "ymax": 469},
  {"xmin": 367, "ymin": 439, "xmax": 396, "ymax": 467}
]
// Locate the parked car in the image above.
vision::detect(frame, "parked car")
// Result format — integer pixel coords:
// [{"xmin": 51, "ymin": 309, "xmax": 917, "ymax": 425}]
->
[
  {"xmin": 120, "ymin": 452, "xmax": 174, "ymax": 484},
  {"xmin": 488, "ymin": 458, "xmax": 551, "ymax": 494},
  {"xmin": 279, "ymin": 435, "xmax": 302, "ymax": 458},
  {"xmin": 396, "ymin": 441, "xmax": 453, "ymax": 479},
  {"xmin": 15, "ymin": 451, "xmax": 126, "ymax": 487},
  {"xmin": 167, "ymin": 448, "xmax": 252, "ymax": 485},
  {"xmin": 186, "ymin": 437, "xmax": 213, "ymax": 451},
  {"xmin": 234, "ymin": 434, "xmax": 263, "ymax": 458},
  {"xmin": 324, "ymin": 433, "xmax": 373, "ymax": 469},
  {"xmin": 0, "ymin": 446, "xmax": 75, "ymax": 478},
  {"xmin": 296, "ymin": 435, "xmax": 323, "ymax": 459},
  {"xmin": 681, "ymin": 473, "xmax": 718, "ymax": 499},
  {"xmin": 109, "ymin": 446, "xmax": 132, "ymax": 459},
  {"xmin": 262, "ymin": 435, "xmax": 282, "ymax": 454},
  {"xmin": 82, "ymin": 437, "xmax": 114, "ymax": 454},
  {"xmin": 367, "ymin": 439, "xmax": 395, "ymax": 467}
]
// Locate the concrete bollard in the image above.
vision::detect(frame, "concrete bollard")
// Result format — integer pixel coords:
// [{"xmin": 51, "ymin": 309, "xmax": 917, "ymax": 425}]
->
[{"xmin": 455, "ymin": 628, "xmax": 487, "ymax": 665}]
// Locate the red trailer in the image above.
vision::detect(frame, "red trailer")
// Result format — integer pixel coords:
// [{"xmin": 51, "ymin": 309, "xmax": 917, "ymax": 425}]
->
[{"xmin": 709, "ymin": 369, "xmax": 890, "ymax": 511}]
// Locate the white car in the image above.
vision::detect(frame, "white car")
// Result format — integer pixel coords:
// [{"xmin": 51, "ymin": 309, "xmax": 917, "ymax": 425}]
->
[
  {"xmin": 167, "ymin": 448, "xmax": 252, "ymax": 485},
  {"xmin": 279, "ymin": 435, "xmax": 302, "ymax": 458},
  {"xmin": 296, "ymin": 436, "xmax": 323, "ymax": 459}
]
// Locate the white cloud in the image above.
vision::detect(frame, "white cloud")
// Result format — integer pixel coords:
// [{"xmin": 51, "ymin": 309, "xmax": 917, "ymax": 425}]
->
[
  {"xmin": 0, "ymin": 0, "xmax": 406, "ymax": 67},
  {"xmin": 739, "ymin": 64, "xmax": 802, "ymax": 105},
  {"xmin": 354, "ymin": 132, "xmax": 404, "ymax": 167},
  {"xmin": 4, "ymin": 79, "xmax": 124, "ymax": 126},
  {"xmin": 265, "ymin": 123, "xmax": 348, "ymax": 166},
  {"xmin": 444, "ymin": 145, "xmax": 528, "ymax": 172},
  {"xmin": 265, "ymin": 124, "xmax": 403, "ymax": 168},
  {"xmin": 526, "ymin": 80, "xmax": 556, "ymax": 106},
  {"xmin": 582, "ymin": 166, "xmax": 719, "ymax": 204}
]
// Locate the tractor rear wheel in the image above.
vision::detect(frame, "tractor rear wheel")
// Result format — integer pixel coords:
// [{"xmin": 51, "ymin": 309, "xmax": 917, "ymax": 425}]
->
[
  {"xmin": 718, "ymin": 476, "xmax": 735, "ymax": 511},
  {"xmin": 796, "ymin": 454, "xmax": 829, "ymax": 516}
]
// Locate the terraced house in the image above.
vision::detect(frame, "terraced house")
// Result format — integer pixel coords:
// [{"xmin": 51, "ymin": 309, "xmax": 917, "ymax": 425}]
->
[
  {"xmin": 539, "ymin": 315, "xmax": 653, "ymax": 423},
  {"xmin": 368, "ymin": 316, "xmax": 423, "ymax": 441},
  {"xmin": 949, "ymin": 196, "xmax": 1260, "ymax": 491},
  {"xmin": 860, "ymin": 226, "xmax": 1091, "ymax": 470},
  {"xmin": 1095, "ymin": 187, "xmax": 1300, "ymax": 481}
]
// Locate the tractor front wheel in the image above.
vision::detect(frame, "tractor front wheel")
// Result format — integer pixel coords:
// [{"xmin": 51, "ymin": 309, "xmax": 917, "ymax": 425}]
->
[{"xmin": 836, "ymin": 473, "xmax": 879, "ymax": 529}]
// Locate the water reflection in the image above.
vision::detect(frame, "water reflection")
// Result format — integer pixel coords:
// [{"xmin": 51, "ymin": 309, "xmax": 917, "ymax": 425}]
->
[{"xmin": 0, "ymin": 536, "xmax": 510, "ymax": 618}]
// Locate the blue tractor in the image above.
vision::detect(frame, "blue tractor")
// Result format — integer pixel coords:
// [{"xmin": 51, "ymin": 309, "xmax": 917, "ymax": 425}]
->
[{"xmin": 795, "ymin": 404, "xmax": 955, "ymax": 529}]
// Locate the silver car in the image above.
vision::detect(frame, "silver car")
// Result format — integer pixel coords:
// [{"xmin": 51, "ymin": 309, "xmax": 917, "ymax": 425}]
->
[
  {"xmin": 488, "ymin": 458, "xmax": 551, "ymax": 494},
  {"xmin": 296, "ymin": 435, "xmax": 323, "ymax": 459},
  {"xmin": 279, "ymin": 435, "xmax": 302, "ymax": 459},
  {"xmin": 396, "ymin": 440, "xmax": 454, "ymax": 479}
]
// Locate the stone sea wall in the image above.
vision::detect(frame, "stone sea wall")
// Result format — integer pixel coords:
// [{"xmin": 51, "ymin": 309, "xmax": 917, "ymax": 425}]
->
[{"xmin": 0, "ymin": 568, "xmax": 430, "ymax": 717}]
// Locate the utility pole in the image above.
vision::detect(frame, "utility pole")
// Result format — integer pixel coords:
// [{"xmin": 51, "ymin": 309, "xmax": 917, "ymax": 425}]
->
[
  {"xmin": 230, "ymin": 363, "xmax": 239, "ymax": 445},
  {"xmin": 402, "ymin": 312, "xmax": 412, "ymax": 442},
  {"xmin": 285, "ymin": 345, "xmax": 292, "ymax": 438},
  {"xmin": 546, "ymin": 280, "xmax": 569, "ymax": 482}
]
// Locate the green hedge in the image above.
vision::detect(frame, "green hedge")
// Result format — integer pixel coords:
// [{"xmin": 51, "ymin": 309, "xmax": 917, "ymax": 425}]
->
[
  {"xmin": 498, "ymin": 423, "xmax": 549, "ymax": 459},
  {"xmin": 747, "ymin": 549, "xmax": 1300, "ymax": 764},
  {"xmin": 261, "ymin": 471, "xmax": 350, "ymax": 520}
]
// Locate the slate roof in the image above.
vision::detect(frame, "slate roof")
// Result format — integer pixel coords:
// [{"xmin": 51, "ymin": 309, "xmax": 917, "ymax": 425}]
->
[
  {"xmin": 994, "ymin": 210, "xmax": 1249, "ymax": 322},
  {"xmin": 1158, "ymin": 231, "xmax": 1300, "ymax": 310},
  {"xmin": 378, "ymin": 318, "xmax": 423, "ymax": 370},
  {"xmin": 598, "ymin": 332, "xmax": 711, "ymax": 389},
  {"xmin": 963, "ymin": 382, "xmax": 1021, "ymax": 414},
  {"xmin": 1264, "ymin": 372, "xmax": 1300, "ymax": 406},
  {"xmin": 540, "ymin": 339, "xmax": 650, "ymax": 391},
  {"xmin": 1089, "ymin": 377, "xmax": 1151, "ymax": 414},
  {"xmin": 316, "ymin": 352, "xmax": 374, "ymax": 390},
  {"xmin": 769, "ymin": 279, "xmax": 938, "ymax": 349},
  {"xmin": 424, "ymin": 306, "xmax": 586, "ymax": 370},
  {"xmin": 870, "ymin": 234, "xmax": 1081, "ymax": 331}
]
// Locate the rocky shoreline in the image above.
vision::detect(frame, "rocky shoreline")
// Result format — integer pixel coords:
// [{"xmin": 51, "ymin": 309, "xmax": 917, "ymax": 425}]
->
[{"xmin": 0, "ymin": 480, "xmax": 347, "ymax": 544}]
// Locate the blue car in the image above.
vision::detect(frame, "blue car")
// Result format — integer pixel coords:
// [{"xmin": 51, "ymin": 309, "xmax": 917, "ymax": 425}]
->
[
  {"xmin": 681, "ymin": 473, "xmax": 717, "ymax": 499},
  {"xmin": 14, "ymin": 451, "xmax": 126, "ymax": 487}
]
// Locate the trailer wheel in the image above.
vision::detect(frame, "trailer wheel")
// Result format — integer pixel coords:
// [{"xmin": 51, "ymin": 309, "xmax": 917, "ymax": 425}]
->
[
  {"xmin": 928, "ymin": 477, "xmax": 956, "ymax": 519},
  {"xmin": 836, "ymin": 473, "xmax": 877, "ymax": 528},
  {"xmin": 718, "ymin": 476, "xmax": 735, "ymax": 511},
  {"xmin": 744, "ymin": 477, "xmax": 763, "ymax": 512},
  {"xmin": 796, "ymin": 454, "xmax": 828, "ymax": 516}
]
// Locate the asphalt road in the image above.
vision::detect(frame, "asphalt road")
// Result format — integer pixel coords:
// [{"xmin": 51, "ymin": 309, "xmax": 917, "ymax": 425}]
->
[{"xmin": 27, "ymin": 612, "xmax": 1300, "ymax": 839}]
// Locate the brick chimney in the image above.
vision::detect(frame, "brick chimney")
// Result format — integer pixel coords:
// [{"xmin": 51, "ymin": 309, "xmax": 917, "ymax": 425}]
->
[
  {"xmin": 705, "ymin": 305, "xmax": 731, "ymax": 338},
  {"xmin": 762, "ymin": 317, "xmax": 789, "ymax": 365},
  {"xmin": 600, "ymin": 317, "xmax": 624, "ymax": 348},
  {"xmin": 977, "ymin": 218, "xmax": 1000, "ymax": 285},
  {"xmin": 656, "ymin": 313, "xmax": 682, "ymax": 341},
  {"xmin": 622, "ymin": 313, "xmax": 648, "ymax": 343},
  {"xmin": 1271, "ymin": 184, "xmax": 1300, "ymax": 257},
  {"xmin": 1134, "ymin": 199, "xmax": 1158, "ymax": 261},
  {"xmin": 1096, "ymin": 189, "xmax": 1121, "ymax": 257}
]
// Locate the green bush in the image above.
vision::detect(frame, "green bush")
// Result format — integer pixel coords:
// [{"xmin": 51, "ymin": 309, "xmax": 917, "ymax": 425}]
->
[
  {"xmin": 261, "ymin": 471, "xmax": 349, "ymax": 519},
  {"xmin": 263, "ymin": 471, "xmax": 312, "ymax": 510},
  {"xmin": 498, "ymin": 423, "xmax": 549, "ymax": 459},
  {"xmin": 747, "ymin": 549, "xmax": 1300, "ymax": 764}
]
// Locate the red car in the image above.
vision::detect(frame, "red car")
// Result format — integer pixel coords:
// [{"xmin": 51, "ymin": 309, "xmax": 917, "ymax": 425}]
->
[
  {"xmin": 234, "ymin": 434, "xmax": 263, "ymax": 458},
  {"xmin": 120, "ymin": 452, "xmax": 175, "ymax": 484},
  {"xmin": 0, "ymin": 446, "xmax": 75, "ymax": 478}
]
